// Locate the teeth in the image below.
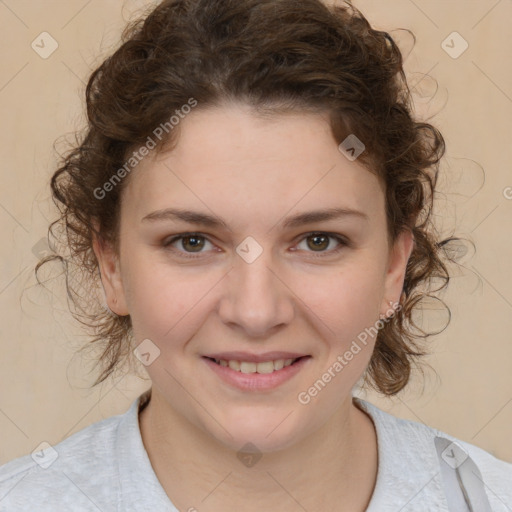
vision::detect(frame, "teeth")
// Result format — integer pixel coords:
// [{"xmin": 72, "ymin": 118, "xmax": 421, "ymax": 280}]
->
[
  {"xmin": 228, "ymin": 360, "xmax": 240, "ymax": 371},
  {"xmin": 216, "ymin": 358, "xmax": 299, "ymax": 373}
]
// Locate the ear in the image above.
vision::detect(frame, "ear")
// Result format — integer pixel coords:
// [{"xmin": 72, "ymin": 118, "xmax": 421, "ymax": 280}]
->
[
  {"xmin": 380, "ymin": 228, "xmax": 415, "ymax": 318},
  {"xmin": 92, "ymin": 224, "xmax": 129, "ymax": 316}
]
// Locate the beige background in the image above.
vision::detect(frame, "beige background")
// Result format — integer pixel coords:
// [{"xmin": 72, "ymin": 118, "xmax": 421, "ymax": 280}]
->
[{"xmin": 0, "ymin": 0, "xmax": 511, "ymax": 466}]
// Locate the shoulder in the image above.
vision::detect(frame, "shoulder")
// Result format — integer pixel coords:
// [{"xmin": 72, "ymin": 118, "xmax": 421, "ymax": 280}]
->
[
  {"xmin": 445, "ymin": 432, "xmax": 512, "ymax": 499},
  {"xmin": 355, "ymin": 397, "xmax": 512, "ymax": 511},
  {"xmin": 385, "ymin": 401, "xmax": 510, "ymax": 472},
  {"xmin": 0, "ymin": 408, "xmax": 126, "ymax": 511}
]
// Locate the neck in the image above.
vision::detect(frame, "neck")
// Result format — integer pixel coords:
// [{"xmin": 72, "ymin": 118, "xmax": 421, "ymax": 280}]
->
[{"xmin": 139, "ymin": 388, "xmax": 378, "ymax": 512}]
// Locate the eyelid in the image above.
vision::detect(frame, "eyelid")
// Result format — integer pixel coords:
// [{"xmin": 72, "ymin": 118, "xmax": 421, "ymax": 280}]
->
[
  {"xmin": 293, "ymin": 231, "xmax": 350, "ymax": 257},
  {"xmin": 162, "ymin": 231, "xmax": 349, "ymax": 259}
]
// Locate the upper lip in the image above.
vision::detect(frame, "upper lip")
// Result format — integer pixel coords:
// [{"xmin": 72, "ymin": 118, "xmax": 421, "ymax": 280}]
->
[{"xmin": 203, "ymin": 351, "xmax": 309, "ymax": 363}]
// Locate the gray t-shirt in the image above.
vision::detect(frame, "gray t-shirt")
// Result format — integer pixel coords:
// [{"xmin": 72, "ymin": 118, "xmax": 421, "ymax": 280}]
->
[{"xmin": 1, "ymin": 389, "xmax": 511, "ymax": 511}]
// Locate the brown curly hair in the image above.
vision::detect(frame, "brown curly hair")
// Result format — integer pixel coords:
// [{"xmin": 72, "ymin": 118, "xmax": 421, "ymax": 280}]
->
[{"xmin": 36, "ymin": 0, "xmax": 463, "ymax": 395}]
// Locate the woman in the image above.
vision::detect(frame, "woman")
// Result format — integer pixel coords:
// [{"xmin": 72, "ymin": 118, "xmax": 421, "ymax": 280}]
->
[{"xmin": 1, "ymin": 0, "xmax": 510, "ymax": 510}]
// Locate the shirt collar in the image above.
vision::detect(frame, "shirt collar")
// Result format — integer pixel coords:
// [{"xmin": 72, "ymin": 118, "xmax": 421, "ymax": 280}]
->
[
  {"xmin": 114, "ymin": 390, "xmax": 450, "ymax": 511},
  {"xmin": 115, "ymin": 388, "xmax": 177, "ymax": 511},
  {"xmin": 353, "ymin": 396, "xmax": 450, "ymax": 511}
]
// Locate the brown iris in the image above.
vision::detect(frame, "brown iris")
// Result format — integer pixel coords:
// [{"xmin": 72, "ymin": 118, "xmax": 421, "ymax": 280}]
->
[
  {"xmin": 181, "ymin": 235, "xmax": 205, "ymax": 252},
  {"xmin": 307, "ymin": 234, "xmax": 329, "ymax": 251}
]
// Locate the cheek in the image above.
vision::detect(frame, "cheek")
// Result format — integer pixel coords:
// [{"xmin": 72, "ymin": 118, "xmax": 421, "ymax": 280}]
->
[
  {"xmin": 292, "ymin": 261, "xmax": 386, "ymax": 340},
  {"xmin": 122, "ymin": 244, "xmax": 387, "ymax": 353},
  {"xmin": 121, "ymin": 255, "xmax": 218, "ymax": 342}
]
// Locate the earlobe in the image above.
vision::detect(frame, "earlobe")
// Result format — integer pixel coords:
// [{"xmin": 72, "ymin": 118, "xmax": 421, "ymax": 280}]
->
[{"xmin": 92, "ymin": 231, "xmax": 129, "ymax": 316}]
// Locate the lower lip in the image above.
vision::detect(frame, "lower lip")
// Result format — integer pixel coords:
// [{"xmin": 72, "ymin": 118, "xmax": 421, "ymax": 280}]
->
[{"xmin": 202, "ymin": 356, "xmax": 311, "ymax": 391}]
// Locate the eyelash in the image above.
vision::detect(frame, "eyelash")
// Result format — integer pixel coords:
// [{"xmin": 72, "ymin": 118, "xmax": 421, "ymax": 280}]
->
[{"xmin": 162, "ymin": 232, "xmax": 349, "ymax": 260}]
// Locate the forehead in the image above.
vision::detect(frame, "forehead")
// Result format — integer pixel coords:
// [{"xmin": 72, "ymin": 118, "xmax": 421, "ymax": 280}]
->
[{"xmin": 121, "ymin": 105, "xmax": 384, "ymax": 230}]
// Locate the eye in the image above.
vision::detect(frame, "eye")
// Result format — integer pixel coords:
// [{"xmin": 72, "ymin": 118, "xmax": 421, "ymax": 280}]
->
[
  {"xmin": 162, "ymin": 231, "xmax": 349, "ymax": 260},
  {"xmin": 162, "ymin": 233, "xmax": 215, "ymax": 259},
  {"xmin": 294, "ymin": 232, "xmax": 348, "ymax": 257}
]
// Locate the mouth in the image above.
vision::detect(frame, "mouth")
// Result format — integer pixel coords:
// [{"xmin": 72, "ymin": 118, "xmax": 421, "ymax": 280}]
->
[
  {"xmin": 202, "ymin": 355, "xmax": 312, "ymax": 391},
  {"xmin": 203, "ymin": 356, "xmax": 309, "ymax": 373}
]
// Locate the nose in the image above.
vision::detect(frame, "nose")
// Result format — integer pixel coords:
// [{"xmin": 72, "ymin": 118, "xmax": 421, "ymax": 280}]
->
[{"xmin": 217, "ymin": 250, "xmax": 295, "ymax": 338}]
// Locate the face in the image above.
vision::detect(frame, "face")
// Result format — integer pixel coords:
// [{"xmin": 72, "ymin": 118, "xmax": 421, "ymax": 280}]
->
[{"xmin": 94, "ymin": 103, "xmax": 413, "ymax": 453}]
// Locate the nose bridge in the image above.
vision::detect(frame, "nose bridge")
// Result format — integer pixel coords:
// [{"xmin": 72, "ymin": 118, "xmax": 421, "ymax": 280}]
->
[{"xmin": 219, "ymin": 244, "xmax": 293, "ymax": 336}]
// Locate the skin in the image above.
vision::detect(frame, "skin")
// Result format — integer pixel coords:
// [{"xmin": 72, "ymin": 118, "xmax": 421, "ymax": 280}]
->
[{"xmin": 93, "ymin": 102, "xmax": 414, "ymax": 511}]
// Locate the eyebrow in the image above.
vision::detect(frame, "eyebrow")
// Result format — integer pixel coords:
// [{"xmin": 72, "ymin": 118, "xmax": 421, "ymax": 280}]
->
[{"xmin": 141, "ymin": 207, "xmax": 369, "ymax": 229}]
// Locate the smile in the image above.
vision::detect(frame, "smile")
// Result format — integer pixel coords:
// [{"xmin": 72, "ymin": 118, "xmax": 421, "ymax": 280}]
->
[
  {"xmin": 208, "ymin": 357, "xmax": 303, "ymax": 374},
  {"xmin": 202, "ymin": 356, "xmax": 311, "ymax": 391}
]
